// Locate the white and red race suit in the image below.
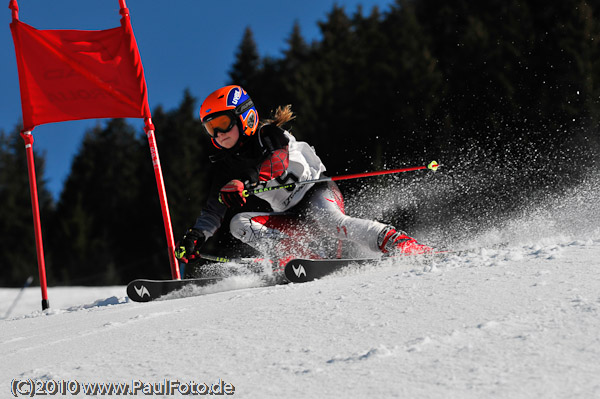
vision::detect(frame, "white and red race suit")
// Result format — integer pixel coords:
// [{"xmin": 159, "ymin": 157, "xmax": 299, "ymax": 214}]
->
[{"xmin": 193, "ymin": 125, "xmax": 387, "ymax": 258}]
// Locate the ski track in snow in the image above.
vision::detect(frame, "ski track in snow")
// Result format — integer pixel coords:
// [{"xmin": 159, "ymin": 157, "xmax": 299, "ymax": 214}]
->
[{"xmin": 2, "ymin": 176, "xmax": 600, "ymax": 398}]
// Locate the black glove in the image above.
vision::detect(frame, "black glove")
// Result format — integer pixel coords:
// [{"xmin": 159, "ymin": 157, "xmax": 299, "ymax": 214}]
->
[
  {"xmin": 175, "ymin": 228, "xmax": 205, "ymax": 262},
  {"xmin": 219, "ymin": 179, "xmax": 247, "ymax": 208}
]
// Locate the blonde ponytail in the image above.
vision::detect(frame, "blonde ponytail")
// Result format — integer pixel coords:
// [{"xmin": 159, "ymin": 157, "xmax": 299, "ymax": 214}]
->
[{"xmin": 262, "ymin": 104, "xmax": 296, "ymax": 127}]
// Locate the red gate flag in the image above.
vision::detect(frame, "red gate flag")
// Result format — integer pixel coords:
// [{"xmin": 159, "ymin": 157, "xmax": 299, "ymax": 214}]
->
[
  {"xmin": 10, "ymin": 2, "xmax": 151, "ymax": 131},
  {"xmin": 9, "ymin": 1, "xmax": 180, "ymax": 311}
]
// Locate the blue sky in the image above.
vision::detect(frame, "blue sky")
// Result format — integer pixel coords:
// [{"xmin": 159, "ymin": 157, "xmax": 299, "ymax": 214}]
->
[{"xmin": 2, "ymin": 0, "xmax": 394, "ymax": 200}]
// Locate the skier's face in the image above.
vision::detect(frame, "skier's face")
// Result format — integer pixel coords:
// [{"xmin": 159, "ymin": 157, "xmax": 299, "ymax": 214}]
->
[{"xmin": 214, "ymin": 123, "xmax": 240, "ymax": 149}]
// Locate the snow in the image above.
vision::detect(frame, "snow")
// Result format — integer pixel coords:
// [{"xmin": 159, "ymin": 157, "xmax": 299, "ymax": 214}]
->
[{"xmin": 2, "ymin": 179, "xmax": 600, "ymax": 398}]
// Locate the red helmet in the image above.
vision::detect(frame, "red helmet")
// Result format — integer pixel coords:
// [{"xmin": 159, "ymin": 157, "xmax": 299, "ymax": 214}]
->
[{"xmin": 199, "ymin": 85, "xmax": 259, "ymax": 148}]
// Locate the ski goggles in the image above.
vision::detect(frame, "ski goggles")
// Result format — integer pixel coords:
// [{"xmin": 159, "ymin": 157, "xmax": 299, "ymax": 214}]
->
[
  {"xmin": 202, "ymin": 112, "xmax": 236, "ymax": 137},
  {"xmin": 202, "ymin": 98, "xmax": 255, "ymax": 137}
]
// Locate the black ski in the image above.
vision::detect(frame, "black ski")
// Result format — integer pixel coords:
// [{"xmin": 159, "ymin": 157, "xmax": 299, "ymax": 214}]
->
[
  {"xmin": 282, "ymin": 251, "xmax": 454, "ymax": 283},
  {"xmin": 283, "ymin": 258, "xmax": 379, "ymax": 283},
  {"xmin": 127, "ymin": 277, "xmax": 225, "ymax": 302},
  {"xmin": 127, "ymin": 253, "xmax": 448, "ymax": 301}
]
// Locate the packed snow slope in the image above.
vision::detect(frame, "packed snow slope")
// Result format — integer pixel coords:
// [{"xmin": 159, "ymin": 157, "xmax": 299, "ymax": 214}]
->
[{"xmin": 2, "ymin": 174, "xmax": 600, "ymax": 398}]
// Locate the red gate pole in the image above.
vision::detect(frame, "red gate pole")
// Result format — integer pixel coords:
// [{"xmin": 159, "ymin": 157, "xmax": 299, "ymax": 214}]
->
[
  {"xmin": 20, "ymin": 130, "xmax": 50, "ymax": 310},
  {"xmin": 11, "ymin": 0, "xmax": 48, "ymax": 310},
  {"xmin": 144, "ymin": 119, "xmax": 180, "ymax": 280},
  {"xmin": 119, "ymin": 0, "xmax": 179, "ymax": 280}
]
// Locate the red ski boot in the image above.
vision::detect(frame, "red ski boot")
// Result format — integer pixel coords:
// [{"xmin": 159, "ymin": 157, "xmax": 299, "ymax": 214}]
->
[{"xmin": 378, "ymin": 226, "xmax": 433, "ymax": 255}]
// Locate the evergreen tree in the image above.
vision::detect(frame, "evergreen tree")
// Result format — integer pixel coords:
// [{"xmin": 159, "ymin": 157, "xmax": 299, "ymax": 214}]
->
[
  {"xmin": 50, "ymin": 119, "xmax": 149, "ymax": 284},
  {"xmin": 277, "ymin": 21, "xmax": 320, "ymax": 141},
  {"xmin": 309, "ymin": 5, "xmax": 360, "ymax": 174},
  {"xmin": 413, "ymin": 0, "xmax": 600, "ymax": 150},
  {"xmin": 229, "ymin": 27, "xmax": 261, "ymax": 94},
  {"xmin": 284, "ymin": 21, "xmax": 311, "ymax": 71},
  {"xmin": 526, "ymin": 0, "xmax": 599, "ymax": 131},
  {"xmin": 0, "ymin": 126, "xmax": 54, "ymax": 286},
  {"xmin": 415, "ymin": 0, "xmax": 534, "ymax": 142},
  {"xmin": 361, "ymin": 0, "xmax": 444, "ymax": 165},
  {"xmin": 228, "ymin": 27, "xmax": 285, "ymax": 122},
  {"xmin": 149, "ymin": 90, "xmax": 211, "ymax": 241}
]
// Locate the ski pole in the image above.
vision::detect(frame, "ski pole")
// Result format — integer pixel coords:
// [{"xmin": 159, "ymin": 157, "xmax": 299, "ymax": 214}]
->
[
  {"xmin": 243, "ymin": 160, "xmax": 439, "ymax": 197},
  {"xmin": 197, "ymin": 253, "xmax": 269, "ymax": 263},
  {"xmin": 196, "ymin": 253, "xmax": 234, "ymax": 263},
  {"xmin": 180, "ymin": 252, "xmax": 260, "ymax": 264}
]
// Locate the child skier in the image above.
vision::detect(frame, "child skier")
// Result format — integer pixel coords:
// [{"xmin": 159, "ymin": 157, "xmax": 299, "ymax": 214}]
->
[{"xmin": 175, "ymin": 85, "xmax": 432, "ymax": 269}]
